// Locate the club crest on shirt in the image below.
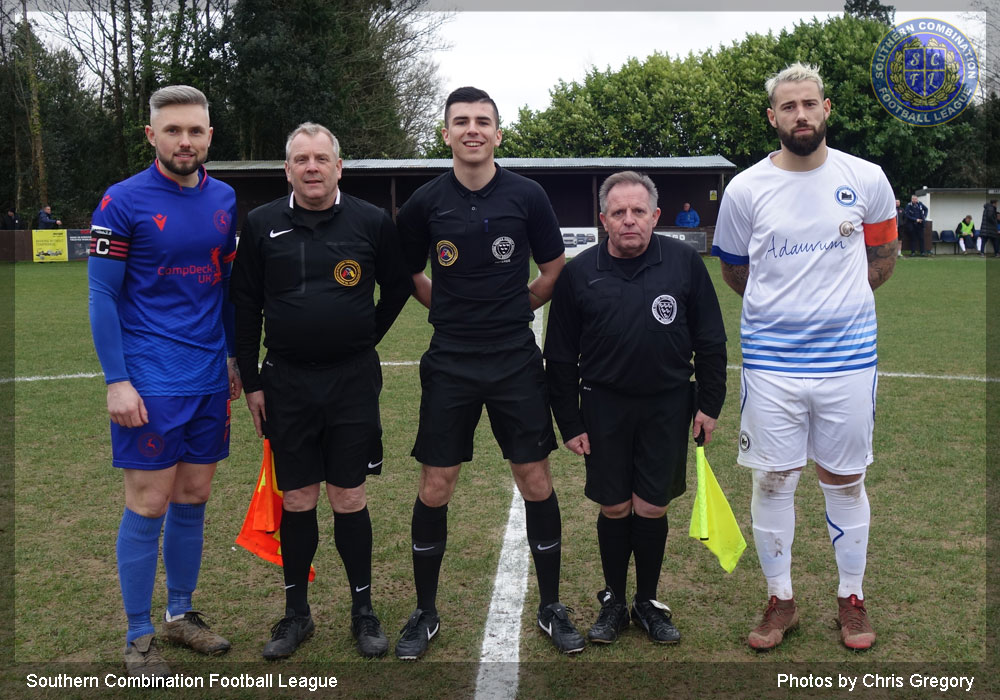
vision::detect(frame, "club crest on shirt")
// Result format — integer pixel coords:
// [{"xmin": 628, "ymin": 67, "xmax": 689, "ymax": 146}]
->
[
  {"xmin": 835, "ymin": 186, "xmax": 858, "ymax": 207},
  {"xmin": 839, "ymin": 221, "xmax": 855, "ymax": 237},
  {"xmin": 334, "ymin": 259, "xmax": 361, "ymax": 286},
  {"xmin": 213, "ymin": 209, "xmax": 231, "ymax": 234},
  {"xmin": 651, "ymin": 294, "xmax": 677, "ymax": 325},
  {"xmin": 436, "ymin": 240, "xmax": 458, "ymax": 266},
  {"xmin": 491, "ymin": 236, "xmax": 514, "ymax": 262}
]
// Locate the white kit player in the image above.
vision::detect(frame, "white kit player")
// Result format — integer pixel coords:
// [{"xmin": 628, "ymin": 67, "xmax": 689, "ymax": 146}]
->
[{"xmin": 712, "ymin": 62, "xmax": 899, "ymax": 652}]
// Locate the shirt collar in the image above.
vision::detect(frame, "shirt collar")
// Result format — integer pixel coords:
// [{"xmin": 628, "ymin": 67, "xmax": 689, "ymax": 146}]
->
[{"xmin": 596, "ymin": 232, "xmax": 663, "ymax": 272}]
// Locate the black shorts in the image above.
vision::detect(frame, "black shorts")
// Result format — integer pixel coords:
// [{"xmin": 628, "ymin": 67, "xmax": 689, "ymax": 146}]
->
[
  {"xmin": 412, "ymin": 332, "xmax": 557, "ymax": 467},
  {"xmin": 261, "ymin": 349, "xmax": 383, "ymax": 491},
  {"xmin": 581, "ymin": 382, "xmax": 693, "ymax": 508}
]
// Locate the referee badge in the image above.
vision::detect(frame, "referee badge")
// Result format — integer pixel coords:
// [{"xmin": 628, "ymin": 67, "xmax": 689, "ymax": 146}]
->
[
  {"xmin": 491, "ymin": 236, "xmax": 514, "ymax": 262},
  {"xmin": 651, "ymin": 294, "xmax": 677, "ymax": 325},
  {"xmin": 334, "ymin": 259, "xmax": 361, "ymax": 286},
  {"xmin": 436, "ymin": 240, "xmax": 458, "ymax": 266}
]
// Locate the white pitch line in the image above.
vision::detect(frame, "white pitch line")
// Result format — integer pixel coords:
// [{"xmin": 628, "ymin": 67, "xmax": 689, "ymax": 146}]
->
[
  {"xmin": 4, "ymin": 363, "xmax": 994, "ymax": 384},
  {"xmin": 1, "ymin": 360, "xmax": 422, "ymax": 384},
  {"xmin": 473, "ymin": 308, "xmax": 544, "ymax": 700}
]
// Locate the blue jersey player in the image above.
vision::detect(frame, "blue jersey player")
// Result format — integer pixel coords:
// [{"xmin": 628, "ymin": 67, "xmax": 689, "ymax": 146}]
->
[{"xmin": 88, "ymin": 85, "xmax": 241, "ymax": 677}]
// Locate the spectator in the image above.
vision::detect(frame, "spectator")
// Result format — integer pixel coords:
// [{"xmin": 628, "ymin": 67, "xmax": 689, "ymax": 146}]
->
[
  {"xmin": 895, "ymin": 199, "xmax": 904, "ymax": 257},
  {"xmin": 980, "ymin": 199, "xmax": 999, "ymax": 257},
  {"xmin": 2, "ymin": 207, "xmax": 24, "ymax": 230},
  {"xmin": 954, "ymin": 215, "xmax": 979, "ymax": 255},
  {"xmin": 37, "ymin": 205, "xmax": 63, "ymax": 229},
  {"xmin": 674, "ymin": 202, "xmax": 700, "ymax": 228},
  {"xmin": 901, "ymin": 195, "xmax": 928, "ymax": 257}
]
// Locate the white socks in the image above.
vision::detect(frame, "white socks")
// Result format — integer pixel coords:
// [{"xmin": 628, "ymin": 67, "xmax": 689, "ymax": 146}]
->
[
  {"xmin": 820, "ymin": 476, "xmax": 870, "ymax": 599},
  {"xmin": 750, "ymin": 469, "xmax": 801, "ymax": 600}
]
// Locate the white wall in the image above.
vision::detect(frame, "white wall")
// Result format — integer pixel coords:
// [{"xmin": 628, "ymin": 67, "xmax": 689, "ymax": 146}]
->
[{"xmin": 921, "ymin": 192, "xmax": 995, "ymax": 235}]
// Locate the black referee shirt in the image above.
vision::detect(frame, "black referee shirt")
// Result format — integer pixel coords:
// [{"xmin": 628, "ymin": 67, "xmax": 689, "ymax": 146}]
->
[
  {"xmin": 397, "ymin": 165, "xmax": 564, "ymax": 342},
  {"xmin": 544, "ymin": 235, "xmax": 727, "ymax": 441},
  {"xmin": 231, "ymin": 191, "xmax": 413, "ymax": 392}
]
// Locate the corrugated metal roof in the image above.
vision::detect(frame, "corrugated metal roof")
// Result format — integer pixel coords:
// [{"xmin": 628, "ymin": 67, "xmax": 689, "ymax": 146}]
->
[{"xmin": 206, "ymin": 156, "xmax": 736, "ymax": 172}]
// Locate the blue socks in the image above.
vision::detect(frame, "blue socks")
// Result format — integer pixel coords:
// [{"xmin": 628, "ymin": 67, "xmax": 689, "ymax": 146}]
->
[
  {"xmin": 163, "ymin": 502, "xmax": 206, "ymax": 618},
  {"xmin": 117, "ymin": 507, "xmax": 165, "ymax": 643}
]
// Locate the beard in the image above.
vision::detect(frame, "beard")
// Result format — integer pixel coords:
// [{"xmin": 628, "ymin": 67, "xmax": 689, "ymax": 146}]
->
[
  {"xmin": 159, "ymin": 151, "xmax": 204, "ymax": 178},
  {"xmin": 777, "ymin": 119, "xmax": 827, "ymax": 157}
]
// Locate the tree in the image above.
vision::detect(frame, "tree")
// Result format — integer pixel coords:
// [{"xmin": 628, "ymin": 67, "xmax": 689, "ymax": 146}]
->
[
  {"xmin": 226, "ymin": 0, "xmax": 445, "ymax": 159},
  {"xmin": 843, "ymin": 0, "xmax": 894, "ymax": 25},
  {"xmin": 965, "ymin": 0, "xmax": 999, "ymax": 98},
  {"xmin": 500, "ymin": 13, "xmax": 992, "ymax": 197},
  {"xmin": 0, "ymin": 8, "xmax": 116, "ymax": 225}
]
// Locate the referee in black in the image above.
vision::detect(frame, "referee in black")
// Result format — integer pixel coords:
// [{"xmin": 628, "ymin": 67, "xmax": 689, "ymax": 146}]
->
[
  {"xmin": 231, "ymin": 122, "xmax": 413, "ymax": 659},
  {"xmin": 544, "ymin": 171, "xmax": 727, "ymax": 646},
  {"xmin": 393, "ymin": 86, "xmax": 584, "ymax": 658}
]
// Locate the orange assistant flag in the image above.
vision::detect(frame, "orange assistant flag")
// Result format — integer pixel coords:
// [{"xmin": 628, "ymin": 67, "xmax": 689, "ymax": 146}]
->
[
  {"xmin": 236, "ymin": 438, "xmax": 316, "ymax": 581},
  {"xmin": 688, "ymin": 435, "xmax": 747, "ymax": 573}
]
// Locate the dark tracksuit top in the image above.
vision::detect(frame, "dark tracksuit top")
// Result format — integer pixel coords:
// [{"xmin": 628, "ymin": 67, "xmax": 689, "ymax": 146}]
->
[
  {"xmin": 543, "ymin": 234, "xmax": 727, "ymax": 442},
  {"xmin": 230, "ymin": 191, "xmax": 413, "ymax": 392}
]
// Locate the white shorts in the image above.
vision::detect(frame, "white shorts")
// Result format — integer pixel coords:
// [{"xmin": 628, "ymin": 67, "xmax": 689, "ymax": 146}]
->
[{"xmin": 737, "ymin": 366, "xmax": 877, "ymax": 474}]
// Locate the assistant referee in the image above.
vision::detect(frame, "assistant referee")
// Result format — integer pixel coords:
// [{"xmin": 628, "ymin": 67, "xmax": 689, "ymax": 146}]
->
[
  {"xmin": 544, "ymin": 170, "xmax": 727, "ymax": 646},
  {"xmin": 231, "ymin": 122, "xmax": 412, "ymax": 660}
]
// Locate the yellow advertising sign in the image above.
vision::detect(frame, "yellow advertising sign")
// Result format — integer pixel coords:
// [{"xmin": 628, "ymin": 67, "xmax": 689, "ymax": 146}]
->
[{"xmin": 32, "ymin": 229, "xmax": 68, "ymax": 262}]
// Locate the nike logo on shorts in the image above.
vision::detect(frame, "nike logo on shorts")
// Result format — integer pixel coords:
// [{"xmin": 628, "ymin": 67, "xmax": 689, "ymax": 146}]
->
[{"xmin": 368, "ymin": 460, "xmax": 383, "ymax": 470}]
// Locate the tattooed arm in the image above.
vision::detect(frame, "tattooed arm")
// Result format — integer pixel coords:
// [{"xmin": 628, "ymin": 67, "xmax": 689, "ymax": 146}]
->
[
  {"xmin": 720, "ymin": 261, "xmax": 749, "ymax": 297},
  {"xmin": 867, "ymin": 239, "xmax": 899, "ymax": 290}
]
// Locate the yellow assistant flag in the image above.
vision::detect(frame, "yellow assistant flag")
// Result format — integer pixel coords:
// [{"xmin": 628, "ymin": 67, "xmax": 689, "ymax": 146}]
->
[{"xmin": 689, "ymin": 442, "xmax": 746, "ymax": 573}]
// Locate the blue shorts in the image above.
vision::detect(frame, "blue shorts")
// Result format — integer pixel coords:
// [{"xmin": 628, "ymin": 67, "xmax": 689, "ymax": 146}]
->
[{"xmin": 110, "ymin": 390, "xmax": 231, "ymax": 470}]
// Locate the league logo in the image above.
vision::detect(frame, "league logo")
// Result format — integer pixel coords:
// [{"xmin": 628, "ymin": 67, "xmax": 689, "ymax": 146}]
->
[
  {"xmin": 334, "ymin": 259, "xmax": 362, "ymax": 287},
  {"xmin": 651, "ymin": 294, "xmax": 677, "ymax": 325},
  {"xmin": 436, "ymin": 240, "xmax": 458, "ymax": 267},
  {"xmin": 871, "ymin": 18, "xmax": 978, "ymax": 126},
  {"xmin": 491, "ymin": 236, "xmax": 514, "ymax": 262}
]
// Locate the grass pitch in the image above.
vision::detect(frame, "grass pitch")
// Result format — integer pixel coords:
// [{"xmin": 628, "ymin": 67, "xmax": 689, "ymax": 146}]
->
[{"xmin": 9, "ymin": 255, "xmax": 993, "ymax": 697}]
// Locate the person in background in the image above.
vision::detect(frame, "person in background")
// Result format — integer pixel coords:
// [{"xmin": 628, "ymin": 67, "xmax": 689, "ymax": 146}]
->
[
  {"xmin": 38, "ymin": 204, "xmax": 63, "ymax": 229},
  {"xmin": 980, "ymin": 199, "xmax": 999, "ymax": 257},
  {"xmin": 954, "ymin": 215, "xmax": 979, "ymax": 255},
  {"xmin": 902, "ymin": 195, "xmax": 928, "ymax": 257},
  {"xmin": 674, "ymin": 202, "xmax": 700, "ymax": 228},
  {"xmin": 2, "ymin": 207, "xmax": 24, "ymax": 230}
]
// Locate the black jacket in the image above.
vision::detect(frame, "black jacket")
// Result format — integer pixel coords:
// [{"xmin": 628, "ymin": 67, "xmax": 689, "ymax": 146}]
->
[{"xmin": 230, "ymin": 191, "xmax": 413, "ymax": 391}]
